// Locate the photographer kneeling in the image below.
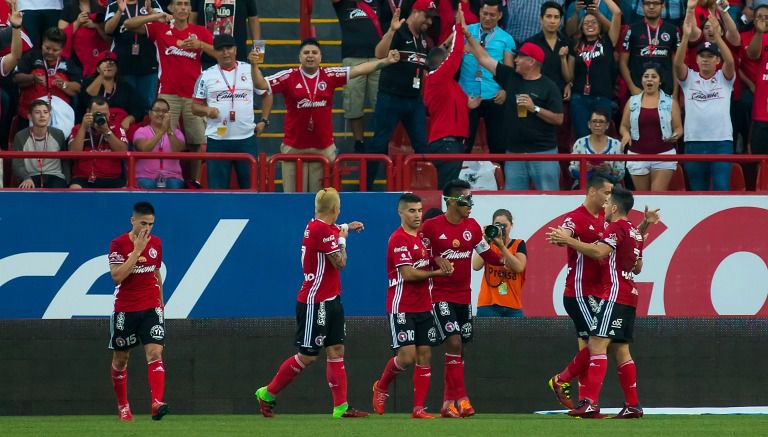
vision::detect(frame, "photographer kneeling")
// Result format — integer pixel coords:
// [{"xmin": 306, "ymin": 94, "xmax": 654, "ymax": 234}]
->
[
  {"xmin": 472, "ymin": 209, "xmax": 528, "ymax": 317},
  {"xmin": 69, "ymin": 96, "xmax": 129, "ymax": 189}
]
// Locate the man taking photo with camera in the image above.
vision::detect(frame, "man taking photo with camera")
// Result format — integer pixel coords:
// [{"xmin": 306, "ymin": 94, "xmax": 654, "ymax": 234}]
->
[{"xmin": 68, "ymin": 96, "xmax": 129, "ymax": 189}]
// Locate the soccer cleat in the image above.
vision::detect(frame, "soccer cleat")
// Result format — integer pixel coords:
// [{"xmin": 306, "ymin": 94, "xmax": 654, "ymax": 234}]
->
[
  {"xmin": 614, "ymin": 403, "xmax": 644, "ymax": 419},
  {"xmin": 440, "ymin": 402, "xmax": 461, "ymax": 418},
  {"xmin": 568, "ymin": 399, "xmax": 601, "ymax": 418},
  {"xmin": 255, "ymin": 386, "xmax": 277, "ymax": 418},
  {"xmin": 372, "ymin": 381, "xmax": 389, "ymax": 415},
  {"xmin": 412, "ymin": 407, "xmax": 435, "ymax": 419},
  {"xmin": 458, "ymin": 399, "xmax": 475, "ymax": 417},
  {"xmin": 117, "ymin": 404, "xmax": 133, "ymax": 422},
  {"xmin": 332, "ymin": 403, "xmax": 370, "ymax": 418},
  {"xmin": 151, "ymin": 401, "xmax": 168, "ymax": 421},
  {"xmin": 548, "ymin": 374, "xmax": 575, "ymax": 409}
]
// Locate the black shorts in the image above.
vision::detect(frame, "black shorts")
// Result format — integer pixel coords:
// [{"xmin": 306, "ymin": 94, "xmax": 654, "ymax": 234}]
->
[
  {"xmin": 108, "ymin": 307, "xmax": 165, "ymax": 351},
  {"xmin": 563, "ymin": 296, "xmax": 600, "ymax": 340},
  {"xmin": 590, "ymin": 300, "xmax": 636, "ymax": 343},
  {"xmin": 295, "ymin": 297, "xmax": 345, "ymax": 356},
  {"xmin": 432, "ymin": 301, "xmax": 473, "ymax": 343},
  {"xmin": 388, "ymin": 311, "xmax": 439, "ymax": 349}
]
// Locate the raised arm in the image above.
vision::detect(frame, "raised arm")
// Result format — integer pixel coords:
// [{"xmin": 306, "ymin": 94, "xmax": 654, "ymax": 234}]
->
[
  {"xmin": 708, "ymin": 17, "xmax": 735, "ymax": 80},
  {"xmin": 747, "ymin": 12, "xmax": 767, "ymax": 60},
  {"xmin": 376, "ymin": 8, "xmax": 404, "ymax": 59},
  {"xmin": 124, "ymin": 11, "xmax": 170, "ymax": 34},
  {"xmin": 603, "ymin": 0, "xmax": 622, "ymax": 46},
  {"xmin": 1, "ymin": 1, "xmax": 23, "ymax": 75},
  {"xmin": 674, "ymin": 13, "xmax": 695, "ymax": 82},
  {"xmin": 248, "ymin": 50, "xmax": 269, "ymax": 90},
  {"xmin": 350, "ymin": 49, "xmax": 399, "ymax": 78}
]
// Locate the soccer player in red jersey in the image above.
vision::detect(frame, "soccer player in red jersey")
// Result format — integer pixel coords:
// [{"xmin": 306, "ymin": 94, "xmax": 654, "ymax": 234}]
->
[
  {"xmin": 255, "ymin": 188, "xmax": 369, "ymax": 418},
  {"xmin": 419, "ymin": 179, "xmax": 517, "ymax": 418},
  {"xmin": 107, "ymin": 201, "xmax": 167, "ymax": 422},
  {"xmin": 372, "ymin": 193, "xmax": 453, "ymax": 419},
  {"xmin": 548, "ymin": 187, "xmax": 647, "ymax": 419}
]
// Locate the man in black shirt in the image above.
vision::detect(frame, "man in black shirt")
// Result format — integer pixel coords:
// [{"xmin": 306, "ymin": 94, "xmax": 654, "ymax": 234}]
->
[
  {"xmin": 105, "ymin": 0, "xmax": 165, "ymax": 110},
  {"xmin": 365, "ymin": 0, "xmax": 435, "ymax": 190},
  {"xmin": 333, "ymin": 0, "xmax": 387, "ymax": 153},
  {"xmin": 191, "ymin": 0, "xmax": 260, "ymax": 68},
  {"xmin": 620, "ymin": 0, "xmax": 681, "ymax": 97},
  {"xmin": 468, "ymin": 37, "xmax": 564, "ymax": 190},
  {"xmin": 525, "ymin": 1, "xmax": 570, "ymax": 98}
]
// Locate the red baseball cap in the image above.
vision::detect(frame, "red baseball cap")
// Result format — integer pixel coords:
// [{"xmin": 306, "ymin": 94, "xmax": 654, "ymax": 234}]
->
[
  {"xmin": 412, "ymin": 0, "xmax": 438, "ymax": 16},
  {"xmin": 96, "ymin": 50, "xmax": 118, "ymax": 66},
  {"xmin": 517, "ymin": 42, "xmax": 545, "ymax": 64}
]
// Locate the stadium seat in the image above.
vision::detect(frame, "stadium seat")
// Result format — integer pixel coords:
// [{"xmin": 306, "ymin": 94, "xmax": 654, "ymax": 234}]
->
[
  {"xmin": 409, "ymin": 161, "xmax": 437, "ymax": 190},
  {"xmin": 494, "ymin": 163, "xmax": 504, "ymax": 189},
  {"xmin": 757, "ymin": 161, "xmax": 768, "ymax": 192},
  {"xmin": 730, "ymin": 163, "xmax": 746, "ymax": 191},
  {"xmin": 668, "ymin": 165, "xmax": 687, "ymax": 191}
]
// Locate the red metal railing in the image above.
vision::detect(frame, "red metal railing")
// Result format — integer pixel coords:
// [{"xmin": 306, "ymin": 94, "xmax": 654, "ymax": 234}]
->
[
  {"xmin": 0, "ymin": 151, "xmax": 259, "ymax": 190},
  {"xmin": 267, "ymin": 153, "xmax": 331, "ymax": 192},
  {"xmin": 332, "ymin": 154, "xmax": 394, "ymax": 192},
  {"xmin": 402, "ymin": 153, "xmax": 768, "ymax": 191}
]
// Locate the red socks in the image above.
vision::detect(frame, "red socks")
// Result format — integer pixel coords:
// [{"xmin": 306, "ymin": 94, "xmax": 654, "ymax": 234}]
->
[
  {"xmin": 413, "ymin": 365, "xmax": 431, "ymax": 409},
  {"xmin": 111, "ymin": 365, "xmax": 128, "ymax": 407},
  {"xmin": 267, "ymin": 354, "xmax": 306, "ymax": 396},
  {"xmin": 377, "ymin": 356, "xmax": 405, "ymax": 391},
  {"xmin": 558, "ymin": 347, "xmax": 590, "ymax": 382},
  {"xmin": 326, "ymin": 357, "xmax": 348, "ymax": 407},
  {"xmin": 147, "ymin": 360, "xmax": 165, "ymax": 404},
  {"xmin": 582, "ymin": 353, "xmax": 608, "ymax": 404},
  {"xmin": 444, "ymin": 354, "xmax": 463, "ymax": 401},
  {"xmin": 617, "ymin": 360, "xmax": 639, "ymax": 405}
]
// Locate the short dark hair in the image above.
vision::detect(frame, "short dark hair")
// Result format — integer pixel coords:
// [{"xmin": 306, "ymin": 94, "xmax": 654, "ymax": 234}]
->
[
  {"xmin": 42, "ymin": 27, "xmax": 67, "ymax": 46},
  {"xmin": 481, "ymin": 0, "xmax": 503, "ymax": 13},
  {"xmin": 590, "ymin": 108, "xmax": 610, "ymax": 123},
  {"xmin": 540, "ymin": 1, "xmax": 563, "ymax": 18},
  {"xmin": 89, "ymin": 95, "xmax": 109, "ymax": 110},
  {"xmin": 152, "ymin": 98, "xmax": 171, "ymax": 112},
  {"xmin": 423, "ymin": 207, "xmax": 443, "ymax": 220},
  {"xmin": 427, "ymin": 47, "xmax": 447, "ymax": 71},
  {"xmin": 29, "ymin": 99, "xmax": 51, "ymax": 114},
  {"xmin": 442, "ymin": 179, "xmax": 471, "ymax": 197},
  {"xmin": 133, "ymin": 201, "xmax": 155, "ymax": 216},
  {"xmin": 586, "ymin": 174, "xmax": 612, "ymax": 192},
  {"xmin": 492, "ymin": 208, "xmax": 513, "ymax": 224},
  {"xmin": 609, "ymin": 186, "xmax": 634, "ymax": 215},
  {"xmin": 399, "ymin": 192, "xmax": 422, "ymax": 206},
  {"xmin": 299, "ymin": 38, "xmax": 321, "ymax": 52}
]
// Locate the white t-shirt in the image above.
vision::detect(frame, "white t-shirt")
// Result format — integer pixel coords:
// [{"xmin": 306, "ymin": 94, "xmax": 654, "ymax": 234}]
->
[
  {"xmin": 19, "ymin": 1, "xmax": 63, "ymax": 11},
  {"xmin": 679, "ymin": 69, "xmax": 734, "ymax": 142},
  {"xmin": 193, "ymin": 61, "xmax": 263, "ymax": 140}
]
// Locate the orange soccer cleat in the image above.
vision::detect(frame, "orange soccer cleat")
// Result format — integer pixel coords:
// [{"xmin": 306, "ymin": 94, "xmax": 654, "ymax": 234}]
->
[
  {"xmin": 412, "ymin": 407, "xmax": 435, "ymax": 419},
  {"xmin": 440, "ymin": 401, "xmax": 461, "ymax": 418}
]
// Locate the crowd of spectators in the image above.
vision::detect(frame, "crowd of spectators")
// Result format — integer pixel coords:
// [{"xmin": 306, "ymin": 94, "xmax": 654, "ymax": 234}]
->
[{"xmin": 0, "ymin": 0, "xmax": 766, "ymax": 191}]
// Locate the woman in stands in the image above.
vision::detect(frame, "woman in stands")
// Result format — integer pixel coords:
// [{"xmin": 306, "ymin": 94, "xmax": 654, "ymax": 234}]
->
[
  {"xmin": 563, "ymin": 0, "xmax": 622, "ymax": 139},
  {"xmin": 620, "ymin": 63, "xmax": 683, "ymax": 191},
  {"xmin": 569, "ymin": 108, "xmax": 625, "ymax": 187},
  {"xmin": 58, "ymin": 0, "xmax": 110, "ymax": 77},
  {"xmin": 132, "ymin": 98, "xmax": 186, "ymax": 189}
]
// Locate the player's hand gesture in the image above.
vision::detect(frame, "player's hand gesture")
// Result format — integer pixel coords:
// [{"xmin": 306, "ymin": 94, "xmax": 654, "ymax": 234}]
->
[
  {"xmin": 546, "ymin": 227, "xmax": 570, "ymax": 246},
  {"xmin": 434, "ymin": 256, "xmax": 454, "ymax": 275},
  {"xmin": 385, "ymin": 49, "xmax": 400, "ymax": 64},
  {"xmin": 643, "ymin": 206, "xmax": 661, "ymax": 225},
  {"xmin": 134, "ymin": 229, "xmax": 151, "ymax": 253},
  {"xmin": 347, "ymin": 221, "xmax": 365, "ymax": 232},
  {"xmin": 390, "ymin": 8, "xmax": 404, "ymax": 32}
]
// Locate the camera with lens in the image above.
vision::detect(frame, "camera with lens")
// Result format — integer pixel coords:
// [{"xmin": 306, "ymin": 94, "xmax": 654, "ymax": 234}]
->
[
  {"xmin": 93, "ymin": 112, "xmax": 108, "ymax": 126},
  {"xmin": 484, "ymin": 222, "xmax": 506, "ymax": 239}
]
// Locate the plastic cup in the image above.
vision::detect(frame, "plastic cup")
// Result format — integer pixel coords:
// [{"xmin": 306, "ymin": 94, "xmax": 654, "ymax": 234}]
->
[
  {"xmin": 252, "ymin": 40, "xmax": 266, "ymax": 63},
  {"xmin": 516, "ymin": 95, "xmax": 527, "ymax": 118}
]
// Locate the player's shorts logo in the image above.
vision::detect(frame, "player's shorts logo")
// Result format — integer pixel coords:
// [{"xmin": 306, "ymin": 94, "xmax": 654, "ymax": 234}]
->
[
  {"xmin": 148, "ymin": 248, "xmax": 158, "ymax": 259},
  {"xmin": 155, "ymin": 307, "xmax": 164, "ymax": 324},
  {"xmin": 428, "ymin": 327, "xmax": 437, "ymax": 342},
  {"xmin": 461, "ymin": 323, "xmax": 472, "ymax": 338},
  {"xmin": 150, "ymin": 325, "xmax": 165, "ymax": 340},
  {"xmin": 439, "ymin": 302, "xmax": 450, "ymax": 316},
  {"xmin": 611, "ymin": 318, "xmax": 623, "ymax": 329},
  {"xmin": 396, "ymin": 313, "xmax": 406, "ymax": 324},
  {"xmin": 462, "ymin": 231, "xmax": 472, "ymax": 241},
  {"xmin": 397, "ymin": 331, "xmax": 408, "ymax": 342},
  {"xmin": 317, "ymin": 302, "xmax": 326, "ymax": 326},
  {"xmin": 115, "ymin": 337, "xmax": 126, "ymax": 347},
  {"xmin": 314, "ymin": 335, "xmax": 326, "ymax": 346},
  {"xmin": 445, "ymin": 322, "xmax": 455, "ymax": 333},
  {"xmin": 115, "ymin": 312, "xmax": 126, "ymax": 331}
]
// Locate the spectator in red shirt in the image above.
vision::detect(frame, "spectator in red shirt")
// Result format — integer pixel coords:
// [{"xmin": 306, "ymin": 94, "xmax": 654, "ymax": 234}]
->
[
  {"xmin": 746, "ymin": 0, "xmax": 768, "ymax": 155},
  {"xmin": 58, "ymin": 0, "xmax": 111, "ymax": 77},
  {"xmin": 424, "ymin": 18, "xmax": 468, "ymax": 189},
  {"xmin": 68, "ymin": 95, "xmax": 129, "ymax": 188}
]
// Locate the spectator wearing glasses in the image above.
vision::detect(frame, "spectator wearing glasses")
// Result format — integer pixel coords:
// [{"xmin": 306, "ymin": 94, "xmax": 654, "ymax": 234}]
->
[
  {"xmin": 564, "ymin": 0, "xmax": 622, "ymax": 139},
  {"xmin": 570, "ymin": 108, "xmax": 625, "ymax": 185},
  {"xmin": 620, "ymin": 63, "xmax": 683, "ymax": 191},
  {"xmin": 629, "ymin": 0, "xmax": 686, "ymax": 25},
  {"xmin": 133, "ymin": 98, "xmax": 186, "ymax": 189}
]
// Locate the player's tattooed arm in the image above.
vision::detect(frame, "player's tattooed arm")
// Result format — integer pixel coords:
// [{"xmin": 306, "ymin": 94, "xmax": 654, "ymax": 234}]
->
[
  {"xmin": 326, "ymin": 249, "xmax": 347, "ymax": 271},
  {"xmin": 638, "ymin": 206, "xmax": 661, "ymax": 235}
]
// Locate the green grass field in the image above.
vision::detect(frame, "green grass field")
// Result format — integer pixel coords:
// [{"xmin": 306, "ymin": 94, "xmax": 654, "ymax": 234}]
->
[{"xmin": 2, "ymin": 414, "xmax": 767, "ymax": 436}]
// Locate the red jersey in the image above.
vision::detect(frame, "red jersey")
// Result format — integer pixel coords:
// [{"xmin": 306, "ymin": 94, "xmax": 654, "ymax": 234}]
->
[
  {"xmin": 600, "ymin": 219, "xmax": 643, "ymax": 307},
  {"xmin": 740, "ymin": 29, "xmax": 761, "ymax": 84},
  {"xmin": 386, "ymin": 227, "xmax": 432, "ymax": 313},
  {"xmin": 108, "ymin": 233, "xmax": 163, "ymax": 312},
  {"xmin": 748, "ymin": 32, "xmax": 768, "ymax": 122},
  {"xmin": 297, "ymin": 218, "xmax": 343, "ymax": 304},
  {"xmin": 561, "ymin": 205, "xmax": 606, "ymax": 299},
  {"xmin": 266, "ymin": 66, "xmax": 349, "ymax": 149},
  {"xmin": 424, "ymin": 24, "xmax": 468, "ymax": 143},
  {"xmin": 420, "ymin": 215, "xmax": 492, "ymax": 305},
  {"xmin": 146, "ymin": 21, "xmax": 212, "ymax": 98},
  {"xmin": 62, "ymin": 17, "xmax": 110, "ymax": 77},
  {"xmin": 68, "ymin": 124, "xmax": 128, "ymax": 179}
]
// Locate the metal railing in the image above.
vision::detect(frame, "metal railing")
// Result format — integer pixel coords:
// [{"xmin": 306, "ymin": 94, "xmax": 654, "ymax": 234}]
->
[
  {"xmin": 332, "ymin": 154, "xmax": 394, "ymax": 192},
  {"xmin": 266, "ymin": 153, "xmax": 331, "ymax": 192}
]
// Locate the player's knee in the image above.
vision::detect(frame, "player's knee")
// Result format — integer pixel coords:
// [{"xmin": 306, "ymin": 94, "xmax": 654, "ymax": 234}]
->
[
  {"xmin": 396, "ymin": 349, "xmax": 417, "ymax": 367},
  {"xmin": 112, "ymin": 352, "xmax": 129, "ymax": 370},
  {"xmin": 297, "ymin": 353, "xmax": 319, "ymax": 366},
  {"xmin": 325, "ymin": 344, "xmax": 344, "ymax": 359},
  {"xmin": 444, "ymin": 335, "xmax": 463, "ymax": 353},
  {"xmin": 416, "ymin": 347, "xmax": 431, "ymax": 365}
]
